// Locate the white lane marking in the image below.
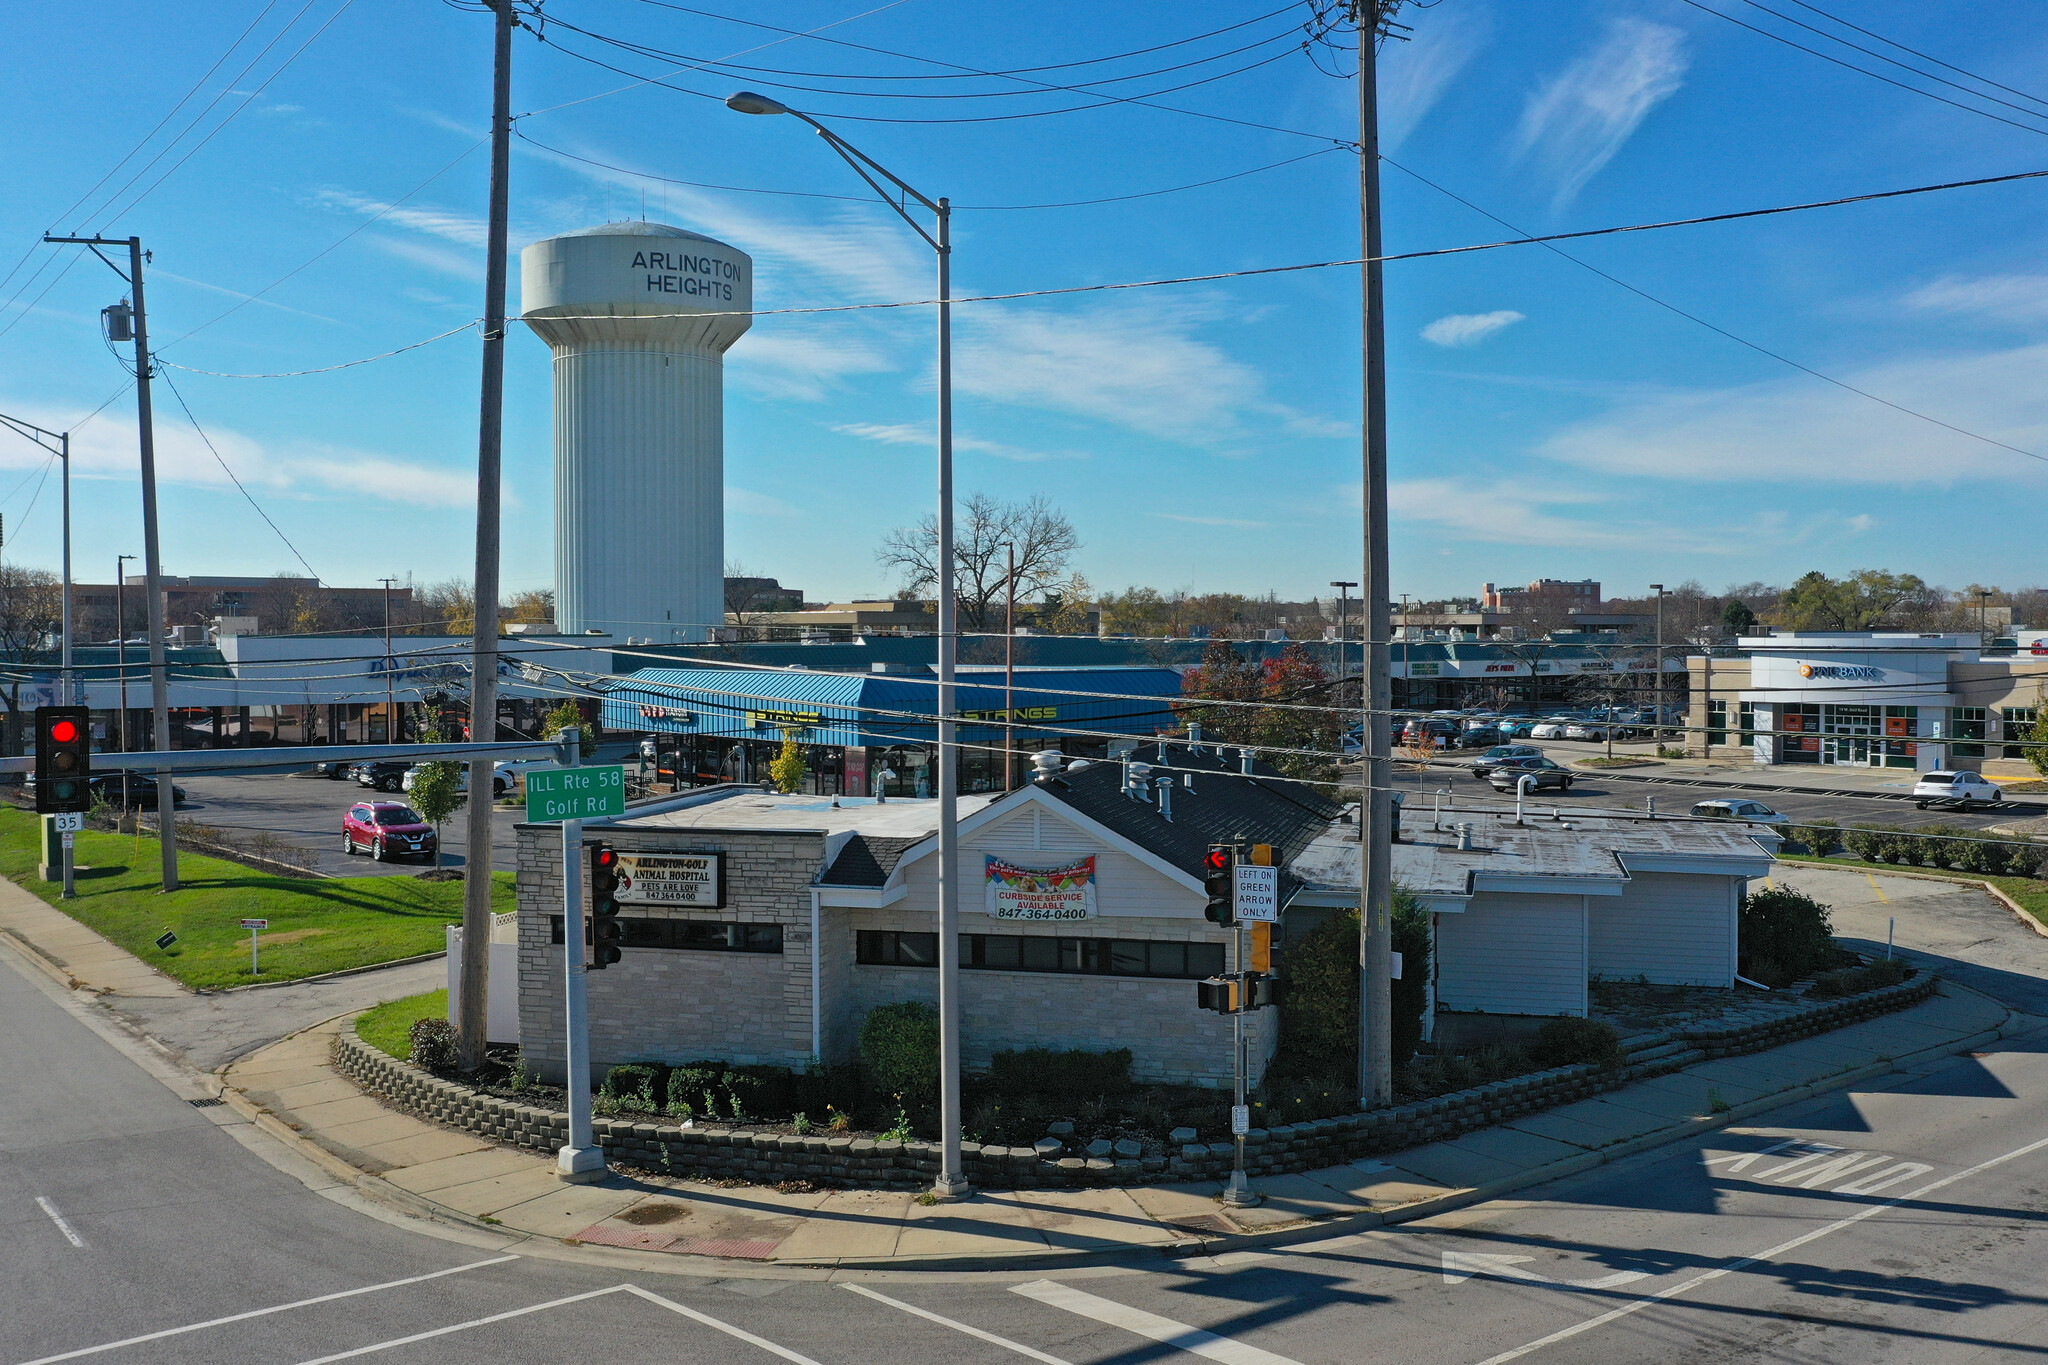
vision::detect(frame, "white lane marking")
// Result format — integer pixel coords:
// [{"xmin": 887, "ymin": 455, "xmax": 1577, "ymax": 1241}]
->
[
  {"xmin": 1469, "ymin": 1131, "xmax": 2048, "ymax": 1365},
  {"xmin": 34, "ymin": 1198, "xmax": 85, "ymax": 1249},
  {"xmin": 289, "ymin": 1286, "xmax": 626, "ymax": 1365},
  {"xmin": 1836, "ymin": 1161, "xmax": 1934, "ymax": 1196},
  {"xmin": 843, "ymin": 1283, "xmax": 1075, "ymax": 1365},
  {"xmin": 622, "ymin": 1284, "xmax": 828, "ymax": 1364},
  {"xmin": 13, "ymin": 1254, "xmax": 520, "ymax": 1365},
  {"xmin": 1012, "ymin": 1280, "xmax": 1304, "ymax": 1365},
  {"xmin": 1441, "ymin": 1253, "xmax": 1649, "ymax": 1291},
  {"xmin": 1701, "ymin": 1138, "xmax": 1803, "ymax": 1172},
  {"xmin": 1778, "ymin": 1153, "xmax": 1891, "ymax": 1189}
]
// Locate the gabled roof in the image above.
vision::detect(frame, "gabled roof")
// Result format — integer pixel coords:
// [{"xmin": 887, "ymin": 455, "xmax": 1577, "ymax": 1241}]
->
[
  {"xmin": 1028, "ymin": 740, "xmax": 1343, "ymax": 881},
  {"xmin": 819, "ymin": 834, "xmax": 924, "ymax": 888}
]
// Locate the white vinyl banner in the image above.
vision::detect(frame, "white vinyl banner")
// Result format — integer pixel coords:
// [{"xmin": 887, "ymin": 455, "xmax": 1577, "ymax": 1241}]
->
[
  {"xmin": 985, "ymin": 855, "xmax": 1097, "ymax": 921},
  {"xmin": 617, "ymin": 852, "xmax": 721, "ymax": 907}
]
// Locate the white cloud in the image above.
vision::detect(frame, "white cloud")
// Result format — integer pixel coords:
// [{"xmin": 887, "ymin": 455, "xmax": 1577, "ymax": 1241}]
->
[
  {"xmin": 1537, "ymin": 342, "xmax": 2048, "ymax": 486},
  {"xmin": 1379, "ymin": 5, "xmax": 1493, "ymax": 152},
  {"xmin": 1152, "ymin": 511, "xmax": 1268, "ymax": 529},
  {"xmin": 363, "ymin": 233, "xmax": 484, "ymax": 281},
  {"xmin": 1517, "ymin": 17, "xmax": 1688, "ymax": 207},
  {"xmin": 828, "ymin": 421, "xmax": 1080, "ymax": 462},
  {"xmin": 1906, "ymin": 273, "xmax": 2048, "ymax": 324},
  {"xmin": 1421, "ymin": 309, "xmax": 1525, "ymax": 348},
  {"xmin": 309, "ymin": 188, "xmax": 488, "ymax": 248},
  {"xmin": 1388, "ymin": 477, "xmax": 1724, "ymax": 551},
  {"xmin": 956, "ymin": 300, "xmax": 1263, "ymax": 444},
  {"xmin": 727, "ymin": 334, "xmax": 892, "ymax": 402},
  {"xmin": 728, "ymin": 487, "xmax": 803, "ymax": 518}
]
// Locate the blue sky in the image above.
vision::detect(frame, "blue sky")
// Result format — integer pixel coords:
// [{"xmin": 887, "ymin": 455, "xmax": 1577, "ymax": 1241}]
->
[{"xmin": 2, "ymin": 0, "xmax": 2044, "ymax": 609}]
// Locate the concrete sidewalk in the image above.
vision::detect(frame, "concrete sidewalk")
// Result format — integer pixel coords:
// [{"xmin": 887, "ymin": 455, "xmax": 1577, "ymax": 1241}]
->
[{"xmin": 222, "ymin": 983, "xmax": 2019, "ymax": 1271}]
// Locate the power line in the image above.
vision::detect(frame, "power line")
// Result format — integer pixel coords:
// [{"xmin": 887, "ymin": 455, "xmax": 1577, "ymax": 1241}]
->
[
  {"xmin": 156, "ymin": 321, "xmax": 479, "ymax": 378},
  {"xmin": 157, "ymin": 369, "xmax": 320, "ymax": 579},
  {"xmin": 1727, "ymin": 0, "xmax": 2048, "ymax": 120},
  {"xmin": 1674, "ymin": 0, "xmax": 2048, "ymax": 138},
  {"xmin": 1780, "ymin": 0, "xmax": 2048, "ymax": 110}
]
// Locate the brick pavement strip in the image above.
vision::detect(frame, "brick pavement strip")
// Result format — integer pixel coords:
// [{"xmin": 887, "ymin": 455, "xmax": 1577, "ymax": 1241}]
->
[{"xmin": 214, "ymin": 975, "xmax": 2014, "ymax": 1269}]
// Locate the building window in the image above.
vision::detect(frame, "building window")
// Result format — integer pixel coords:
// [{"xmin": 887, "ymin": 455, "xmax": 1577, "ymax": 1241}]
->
[
  {"xmin": 1950, "ymin": 707, "xmax": 1987, "ymax": 758},
  {"xmin": 1737, "ymin": 701, "xmax": 1755, "ymax": 747},
  {"xmin": 858, "ymin": 930, "xmax": 1224, "ymax": 980},
  {"xmin": 550, "ymin": 916, "xmax": 782, "ymax": 953},
  {"xmin": 1707, "ymin": 699, "xmax": 1727, "ymax": 748},
  {"xmin": 2000, "ymin": 707, "xmax": 2037, "ymax": 759}
]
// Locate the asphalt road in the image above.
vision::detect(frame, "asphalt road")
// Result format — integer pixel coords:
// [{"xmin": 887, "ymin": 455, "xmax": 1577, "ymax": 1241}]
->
[
  {"xmin": 7, "ymin": 925, "xmax": 2048, "ymax": 1365},
  {"xmin": 170, "ymin": 771, "xmax": 522, "ymax": 879}
]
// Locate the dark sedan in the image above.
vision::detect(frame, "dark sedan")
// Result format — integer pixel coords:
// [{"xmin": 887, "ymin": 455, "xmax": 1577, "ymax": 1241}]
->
[
  {"xmin": 351, "ymin": 761, "xmax": 413, "ymax": 793},
  {"xmin": 1469, "ymin": 744, "xmax": 1545, "ymax": 777},
  {"xmin": 1486, "ymin": 756, "xmax": 1574, "ymax": 792}
]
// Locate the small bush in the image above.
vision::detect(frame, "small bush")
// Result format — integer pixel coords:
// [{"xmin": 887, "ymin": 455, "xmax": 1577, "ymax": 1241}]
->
[
  {"xmin": 1920, "ymin": 825, "xmax": 1964, "ymax": 870},
  {"xmin": 1741, "ymin": 885, "xmax": 1836, "ymax": 985},
  {"xmin": 1792, "ymin": 820, "xmax": 1843, "ymax": 856},
  {"xmin": 988, "ymin": 1047, "xmax": 1132, "ymax": 1098},
  {"xmin": 1843, "ymin": 825, "xmax": 1888, "ymax": 862},
  {"xmin": 1526, "ymin": 1017, "xmax": 1624, "ymax": 1070},
  {"xmin": 860, "ymin": 1001, "xmax": 941, "ymax": 1107},
  {"xmin": 602, "ymin": 1064, "xmax": 657, "ymax": 1107},
  {"xmin": 1958, "ymin": 833, "xmax": 2013, "ymax": 878},
  {"xmin": 1805, "ymin": 956, "xmax": 1913, "ymax": 999},
  {"xmin": 2007, "ymin": 836, "xmax": 2047, "ymax": 880},
  {"xmin": 408, "ymin": 1018, "xmax": 458, "ymax": 1071}
]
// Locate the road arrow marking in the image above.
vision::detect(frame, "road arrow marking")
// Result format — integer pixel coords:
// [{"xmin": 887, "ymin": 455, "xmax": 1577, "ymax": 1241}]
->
[{"xmin": 1442, "ymin": 1252, "xmax": 1651, "ymax": 1290}]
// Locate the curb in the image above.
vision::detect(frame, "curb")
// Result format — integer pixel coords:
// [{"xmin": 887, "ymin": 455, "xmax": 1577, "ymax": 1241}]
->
[
  {"xmin": 215, "ymin": 950, "xmax": 447, "ymax": 993},
  {"xmin": 1775, "ymin": 857, "xmax": 2048, "ymax": 942}
]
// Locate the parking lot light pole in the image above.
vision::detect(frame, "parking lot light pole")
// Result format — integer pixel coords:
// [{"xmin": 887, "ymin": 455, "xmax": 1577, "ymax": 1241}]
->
[
  {"xmin": 1330, "ymin": 580, "xmax": 1357, "ymax": 735},
  {"xmin": 1650, "ymin": 585, "xmax": 1667, "ymax": 748},
  {"xmin": 0, "ymin": 416, "xmax": 74, "ymax": 705},
  {"xmin": 726, "ymin": 89, "xmax": 968, "ymax": 1200}
]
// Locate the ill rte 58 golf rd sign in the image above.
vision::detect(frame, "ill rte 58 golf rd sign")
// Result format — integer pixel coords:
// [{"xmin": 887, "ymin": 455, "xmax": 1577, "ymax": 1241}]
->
[{"xmin": 525, "ymin": 765, "xmax": 626, "ymax": 823}]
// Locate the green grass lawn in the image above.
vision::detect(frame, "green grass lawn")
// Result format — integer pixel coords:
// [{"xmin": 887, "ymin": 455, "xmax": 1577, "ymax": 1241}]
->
[
  {"xmin": 358, "ymin": 988, "xmax": 447, "ymax": 1060},
  {"xmin": 1777, "ymin": 852, "xmax": 2048, "ymax": 930},
  {"xmin": 0, "ymin": 809, "xmax": 512, "ymax": 990}
]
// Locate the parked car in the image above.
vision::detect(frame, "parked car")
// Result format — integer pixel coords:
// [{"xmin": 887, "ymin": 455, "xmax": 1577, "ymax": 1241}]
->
[
  {"xmin": 400, "ymin": 761, "xmax": 518, "ymax": 799},
  {"xmin": 1487, "ymin": 756, "xmax": 1573, "ymax": 792},
  {"xmin": 1912, "ymin": 770, "xmax": 2006, "ymax": 810},
  {"xmin": 1460, "ymin": 714, "xmax": 1504, "ymax": 732},
  {"xmin": 26, "ymin": 772, "xmax": 188, "ymax": 808},
  {"xmin": 1689, "ymin": 798, "xmax": 1790, "ymax": 826},
  {"xmin": 1470, "ymin": 744, "xmax": 1545, "ymax": 777},
  {"xmin": 1562, "ymin": 720, "xmax": 1608, "ymax": 741},
  {"xmin": 1400, "ymin": 717, "xmax": 1461, "ymax": 747},
  {"xmin": 342, "ymin": 801, "xmax": 439, "ymax": 861},
  {"xmin": 351, "ymin": 761, "xmax": 413, "ymax": 793},
  {"xmin": 1528, "ymin": 716, "xmax": 1576, "ymax": 739},
  {"xmin": 1452, "ymin": 725, "xmax": 1506, "ymax": 750},
  {"xmin": 1497, "ymin": 717, "xmax": 1542, "ymax": 737}
]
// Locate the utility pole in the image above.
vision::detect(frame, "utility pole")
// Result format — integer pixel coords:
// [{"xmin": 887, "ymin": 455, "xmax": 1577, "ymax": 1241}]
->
[
  {"xmin": 458, "ymin": 0, "xmax": 514, "ymax": 1073},
  {"xmin": 1004, "ymin": 543, "xmax": 1016, "ymax": 792},
  {"xmin": 1330, "ymin": 579, "xmax": 1357, "ymax": 732},
  {"xmin": 379, "ymin": 576, "xmax": 400, "ymax": 744},
  {"xmin": 47, "ymin": 234, "xmax": 176, "ymax": 890},
  {"xmin": 1352, "ymin": 3, "xmax": 1395, "ymax": 1110}
]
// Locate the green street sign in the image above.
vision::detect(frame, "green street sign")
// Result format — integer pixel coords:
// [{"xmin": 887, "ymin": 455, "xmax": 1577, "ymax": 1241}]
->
[{"xmin": 525, "ymin": 765, "xmax": 626, "ymax": 823}]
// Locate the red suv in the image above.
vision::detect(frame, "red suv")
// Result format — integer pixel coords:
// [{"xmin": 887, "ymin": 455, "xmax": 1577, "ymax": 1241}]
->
[{"xmin": 342, "ymin": 801, "xmax": 438, "ymax": 862}]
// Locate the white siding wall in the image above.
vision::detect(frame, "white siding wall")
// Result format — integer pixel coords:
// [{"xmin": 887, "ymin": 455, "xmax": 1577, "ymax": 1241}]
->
[
  {"xmin": 1434, "ymin": 893, "xmax": 1587, "ymax": 1017},
  {"xmin": 1590, "ymin": 873, "xmax": 1738, "ymax": 987}
]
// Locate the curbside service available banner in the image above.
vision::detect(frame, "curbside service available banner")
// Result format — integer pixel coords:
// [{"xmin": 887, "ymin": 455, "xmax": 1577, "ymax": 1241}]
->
[{"xmin": 985, "ymin": 855, "xmax": 1096, "ymax": 921}]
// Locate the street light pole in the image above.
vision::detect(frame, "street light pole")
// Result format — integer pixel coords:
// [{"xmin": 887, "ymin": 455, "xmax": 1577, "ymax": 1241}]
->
[
  {"xmin": 117, "ymin": 554, "xmax": 134, "ymax": 810},
  {"xmin": 0, "ymin": 417, "xmax": 74, "ymax": 706},
  {"xmin": 380, "ymin": 577, "xmax": 400, "ymax": 743},
  {"xmin": 1650, "ymin": 585, "xmax": 1666, "ymax": 748},
  {"xmin": 1330, "ymin": 579, "xmax": 1357, "ymax": 749},
  {"xmin": 726, "ymin": 89, "xmax": 969, "ymax": 1200},
  {"xmin": 46, "ymin": 232, "xmax": 177, "ymax": 890}
]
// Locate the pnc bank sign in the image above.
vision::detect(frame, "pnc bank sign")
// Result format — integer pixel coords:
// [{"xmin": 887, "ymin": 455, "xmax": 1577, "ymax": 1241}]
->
[{"xmin": 1797, "ymin": 663, "xmax": 1885, "ymax": 681}]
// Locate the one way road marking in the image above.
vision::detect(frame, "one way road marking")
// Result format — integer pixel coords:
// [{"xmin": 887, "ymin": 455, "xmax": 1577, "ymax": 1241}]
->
[
  {"xmin": 1442, "ymin": 1253, "xmax": 1649, "ymax": 1291},
  {"xmin": 1011, "ymin": 1281, "xmax": 1303, "ymax": 1365}
]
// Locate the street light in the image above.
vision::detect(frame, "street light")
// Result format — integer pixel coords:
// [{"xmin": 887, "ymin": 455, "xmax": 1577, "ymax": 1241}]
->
[
  {"xmin": 727, "ymin": 89, "xmax": 969, "ymax": 1201},
  {"xmin": 0, "ymin": 415, "xmax": 73, "ymax": 707},
  {"xmin": 1649, "ymin": 585, "xmax": 1667, "ymax": 748}
]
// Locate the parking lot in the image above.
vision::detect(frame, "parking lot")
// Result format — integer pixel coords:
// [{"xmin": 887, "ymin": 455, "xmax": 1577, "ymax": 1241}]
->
[{"xmin": 169, "ymin": 770, "xmax": 522, "ymax": 879}]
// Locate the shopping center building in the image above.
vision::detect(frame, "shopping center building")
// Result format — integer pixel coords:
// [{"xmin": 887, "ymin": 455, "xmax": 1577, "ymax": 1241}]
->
[{"xmin": 1685, "ymin": 631, "xmax": 2047, "ymax": 770}]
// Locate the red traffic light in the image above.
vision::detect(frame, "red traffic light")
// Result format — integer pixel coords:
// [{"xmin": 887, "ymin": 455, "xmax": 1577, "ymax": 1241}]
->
[
  {"xmin": 48, "ymin": 719, "xmax": 79, "ymax": 744},
  {"xmin": 1204, "ymin": 848, "xmax": 1230, "ymax": 872},
  {"xmin": 594, "ymin": 847, "xmax": 618, "ymax": 869}
]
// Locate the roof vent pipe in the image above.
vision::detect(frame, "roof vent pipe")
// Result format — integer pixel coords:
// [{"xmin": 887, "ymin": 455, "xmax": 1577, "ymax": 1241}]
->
[
  {"xmin": 1239, "ymin": 747, "xmax": 1255, "ymax": 776},
  {"xmin": 1432, "ymin": 787, "xmax": 1449, "ymax": 832},
  {"xmin": 1516, "ymin": 773, "xmax": 1536, "ymax": 826},
  {"xmin": 1128, "ymin": 762, "xmax": 1153, "ymax": 799},
  {"xmin": 1456, "ymin": 822, "xmax": 1474, "ymax": 851},
  {"xmin": 1646, "ymin": 795, "xmax": 1657, "ymax": 818},
  {"xmin": 1188, "ymin": 722, "xmax": 1203, "ymax": 754},
  {"xmin": 1031, "ymin": 750, "xmax": 1063, "ymax": 783},
  {"xmin": 1155, "ymin": 776, "xmax": 1174, "ymax": 821}
]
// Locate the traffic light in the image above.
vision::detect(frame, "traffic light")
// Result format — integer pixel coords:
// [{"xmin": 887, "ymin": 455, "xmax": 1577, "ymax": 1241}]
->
[
  {"xmin": 589, "ymin": 842, "xmax": 623, "ymax": 969},
  {"xmin": 1196, "ymin": 975, "xmax": 1243, "ymax": 1014},
  {"xmin": 1203, "ymin": 845, "xmax": 1235, "ymax": 926},
  {"xmin": 35, "ymin": 706, "xmax": 91, "ymax": 814},
  {"xmin": 1247, "ymin": 972, "xmax": 1282, "ymax": 1010}
]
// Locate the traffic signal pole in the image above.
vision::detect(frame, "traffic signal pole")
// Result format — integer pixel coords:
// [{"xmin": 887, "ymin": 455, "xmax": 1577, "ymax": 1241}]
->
[{"xmin": 555, "ymin": 726, "xmax": 604, "ymax": 1182}]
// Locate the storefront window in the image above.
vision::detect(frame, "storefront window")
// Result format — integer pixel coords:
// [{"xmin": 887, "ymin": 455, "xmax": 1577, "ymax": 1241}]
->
[
  {"xmin": 1707, "ymin": 699, "xmax": 1727, "ymax": 748},
  {"xmin": 1950, "ymin": 707, "xmax": 1987, "ymax": 759},
  {"xmin": 2004, "ymin": 707, "xmax": 2039, "ymax": 760},
  {"xmin": 858, "ymin": 930, "xmax": 1224, "ymax": 980},
  {"xmin": 1737, "ymin": 701, "xmax": 1756, "ymax": 748},
  {"xmin": 1779, "ymin": 704, "xmax": 1822, "ymax": 764}
]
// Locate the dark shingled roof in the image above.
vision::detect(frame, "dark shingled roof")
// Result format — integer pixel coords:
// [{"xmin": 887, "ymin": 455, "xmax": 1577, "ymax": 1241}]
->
[
  {"xmin": 1031, "ymin": 741, "xmax": 1342, "ymax": 880},
  {"xmin": 819, "ymin": 834, "xmax": 925, "ymax": 887}
]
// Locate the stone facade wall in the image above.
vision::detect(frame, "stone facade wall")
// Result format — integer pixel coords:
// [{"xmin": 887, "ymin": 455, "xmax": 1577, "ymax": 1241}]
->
[
  {"xmin": 341, "ymin": 969, "xmax": 1937, "ymax": 1192},
  {"xmin": 516, "ymin": 822, "xmax": 826, "ymax": 1083}
]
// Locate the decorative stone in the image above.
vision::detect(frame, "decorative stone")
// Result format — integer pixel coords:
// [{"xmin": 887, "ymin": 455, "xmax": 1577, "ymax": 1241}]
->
[
  {"xmin": 1046, "ymin": 1120, "xmax": 1075, "ymax": 1136},
  {"xmin": 1033, "ymin": 1137, "xmax": 1064, "ymax": 1157},
  {"xmin": 1084, "ymin": 1138, "xmax": 1114, "ymax": 1158},
  {"xmin": 1113, "ymin": 1139, "xmax": 1143, "ymax": 1158},
  {"xmin": 1169, "ymin": 1126, "xmax": 1198, "ymax": 1144}
]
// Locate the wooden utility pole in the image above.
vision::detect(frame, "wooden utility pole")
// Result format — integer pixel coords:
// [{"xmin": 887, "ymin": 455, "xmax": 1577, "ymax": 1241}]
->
[
  {"xmin": 1354, "ymin": 1, "xmax": 1395, "ymax": 1109},
  {"xmin": 458, "ymin": 0, "xmax": 513, "ymax": 1073}
]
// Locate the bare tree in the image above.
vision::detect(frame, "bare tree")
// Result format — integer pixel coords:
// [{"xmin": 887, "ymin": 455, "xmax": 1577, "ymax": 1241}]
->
[
  {"xmin": 0, "ymin": 565, "xmax": 61, "ymax": 755},
  {"xmin": 723, "ymin": 560, "xmax": 797, "ymax": 629},
  {"xmin": 876, "ymin": 493, "xmax": 1079, "ymax": 631}
]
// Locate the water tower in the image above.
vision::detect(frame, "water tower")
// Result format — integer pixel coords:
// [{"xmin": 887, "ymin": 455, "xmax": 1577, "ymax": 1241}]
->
[{"xmin": 521, "ymin": 223, "xmax": 753, "ymax": 642}]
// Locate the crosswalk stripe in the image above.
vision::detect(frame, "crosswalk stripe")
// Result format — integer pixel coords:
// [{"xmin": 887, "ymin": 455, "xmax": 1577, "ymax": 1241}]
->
[
  {"xmin": 1011, "ymin": 1280, "xmax": 1305, "ymax": 1365},
  {"xmin": 843, "ymin": 1284, "xmax": 1075, "ymax": 1365},
  {"xmin": 622, "ymin": 1285, "xmax": 827, "ymax": 1365}
]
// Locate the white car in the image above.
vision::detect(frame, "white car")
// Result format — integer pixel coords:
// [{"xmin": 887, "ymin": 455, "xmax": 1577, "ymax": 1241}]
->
[
  {"xmin": 1528, "ymin": 717, "xmax": 1575, "ymax": 739},
  {"xmin": 402, "ymin": 759, "xmax": 531, "ymax": 800},
  {"xmin": 1562, "ymin": 721, "xmax": 1607, "ymax": 741},
  {"xmin": 1913, "ymin": 770, "xmax": 2006, "ymax": 809},
  {"xmin": 1690, "ymin": 798, "xmax": 1790, "ymax": 826}
]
